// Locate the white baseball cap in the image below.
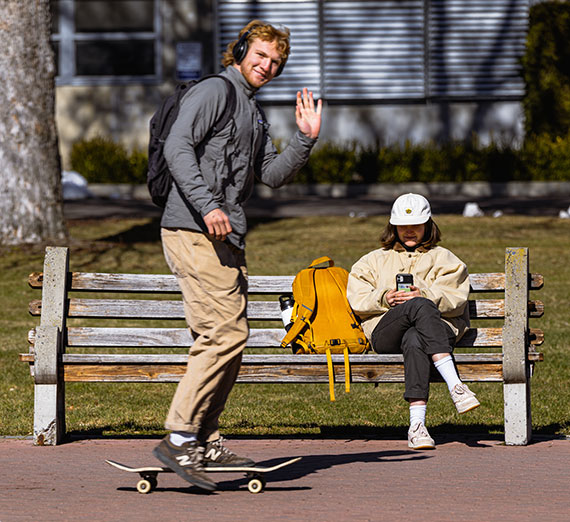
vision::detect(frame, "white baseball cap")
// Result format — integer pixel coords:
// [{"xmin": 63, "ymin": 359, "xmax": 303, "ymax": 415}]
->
[{"xmin": 390, "ymin": 193, "xmax": 432, "ymax": 225}]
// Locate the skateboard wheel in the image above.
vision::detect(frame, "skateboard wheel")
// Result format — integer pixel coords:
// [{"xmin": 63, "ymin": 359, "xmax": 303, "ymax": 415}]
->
[
  {"xmin": 137, "ymin": 479, "xmax": 153, "ymax": 494},
  {"xmin": 247, "ymin": 478, "xmax": 264, "ymax": 494}
]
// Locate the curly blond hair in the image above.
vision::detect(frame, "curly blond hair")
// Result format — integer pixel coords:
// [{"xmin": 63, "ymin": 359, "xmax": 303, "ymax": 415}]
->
[{"xmin": 222, "ymin": 20, "xmax": 291, "ymax": 69}]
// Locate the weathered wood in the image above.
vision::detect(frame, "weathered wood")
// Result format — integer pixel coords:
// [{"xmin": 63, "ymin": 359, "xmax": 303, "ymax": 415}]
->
[
  {"xmin": 27, "ymin": 297, "xmax": 545, "ymax": 320},
  {"xmin": 26, "ymin": 325, "xmax": 544, "ymax": 349},
  {"xmin": 62, "ymin": 362, "xmax": 506, "ymax": 383},
  {"xmin": 22, "ymin": 246, "xmax": 546, "ymax": 446},
  {"xmin": 28, "ymin": 271, "xmax": 545, "ymax": 293},
  {"xmin": 58, "ymin": 352, "xmax": 511, "ymax": 383},
  {"xmin": 19, "ymin": 351, "xmax": 544, "ymax": 365},
  {"xmin": 28, "ymin": 298, "xmax": 284, "ymax": 321}
]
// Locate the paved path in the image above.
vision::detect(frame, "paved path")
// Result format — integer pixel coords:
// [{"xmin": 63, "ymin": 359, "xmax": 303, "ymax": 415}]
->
[{"xmin": 1, "ymin": 436, "xmax": 568, "ymax": 521}]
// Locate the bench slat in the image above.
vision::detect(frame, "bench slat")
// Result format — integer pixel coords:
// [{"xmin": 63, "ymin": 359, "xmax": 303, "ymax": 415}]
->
[
  {"xmin": 61, "ymin": 353, "xmax": 543, "ymax": 363},
  {"xmin": 28, "ymin": 298, "xmax": 545, "ymax": 320},
  {"xmin": 49, "ymin": 351, "xmax": 539, "ymax": 383},
  {"xmin": 17, "ymin": 353, "xmax": 534, "ymax": 383},
  {"xmin": 28, "ymin": 271, "xmax": 545, "ymax": 293},
  {"xmin": 58, "ymin": 363, "xmax": 506, "ymax": 383},
  {"xmin": 27, "ymin": 326, "xmax": 545, "ymax": 348},
  {"xmin": 28, "ymin": 298, "xmax": 284, "ymax": 321}
]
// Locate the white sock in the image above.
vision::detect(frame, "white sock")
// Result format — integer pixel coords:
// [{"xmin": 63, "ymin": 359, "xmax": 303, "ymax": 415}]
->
[
  {"xmin": 434, "ymin": 355, "xmax": 462, "ymax": 393},
  {"xmin": 409, "ymin": 405, "xmax": 427, "ymax": 428},
  {"xmin": 169, "ymin": 431, "xmax": 197, "ymax": 446}
]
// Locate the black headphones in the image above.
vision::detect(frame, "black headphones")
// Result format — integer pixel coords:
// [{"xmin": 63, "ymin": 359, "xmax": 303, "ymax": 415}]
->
[{"xmin": 232, "ymin": 25, "xmax": 286, "ymax": 77}]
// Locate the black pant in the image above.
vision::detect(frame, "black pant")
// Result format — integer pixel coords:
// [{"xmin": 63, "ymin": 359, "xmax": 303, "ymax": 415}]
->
[{"xmin": 371, "ymin": 297, "xmax": 455, "ymax": 401}]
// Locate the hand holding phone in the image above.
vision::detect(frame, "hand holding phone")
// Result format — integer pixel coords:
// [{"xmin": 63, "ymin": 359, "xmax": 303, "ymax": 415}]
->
[{"xmin": 396, "ymin": 273, "xmax": 414, "ymax": 292}]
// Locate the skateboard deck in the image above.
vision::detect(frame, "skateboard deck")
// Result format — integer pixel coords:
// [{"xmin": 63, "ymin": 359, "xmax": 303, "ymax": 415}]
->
[{"xmin": 106, "ymin": 456, "xmax": 301, "ymax": 494}]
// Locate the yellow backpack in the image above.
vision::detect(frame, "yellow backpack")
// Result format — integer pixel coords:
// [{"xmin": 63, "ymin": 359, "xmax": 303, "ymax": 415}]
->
[{"xmin": 280, "ymin": 256, "xmax": 369, "ymax": 401}]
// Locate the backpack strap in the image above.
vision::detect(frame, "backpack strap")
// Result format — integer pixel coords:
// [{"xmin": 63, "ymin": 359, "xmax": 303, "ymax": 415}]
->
[
  {"xmin": 280, "ymin": 267, "xmax": 317, "ymax": 349},
  {"xmin": 308, "ymin": 256, "xmax": 334, "ymax": 268},
  {"xmin": 198, "ymin": 75, "xmax": 237, "ymax": 136},
  {"xmin": 325, "ymin": 348, "xmax": 335, "ymax": 401},
  {"xmin": 327, "ymin": 269, "xmax": 368, "ymax": 337}
]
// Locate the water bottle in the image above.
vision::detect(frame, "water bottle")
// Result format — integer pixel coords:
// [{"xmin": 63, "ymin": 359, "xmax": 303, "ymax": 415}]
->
[
  {"xmin": 279, "ymin": 294, "xmax": 295, "ymax": 331},
  {"xmin": 279, "ymin": 294, "xmax": 302, "ymax": 353}
]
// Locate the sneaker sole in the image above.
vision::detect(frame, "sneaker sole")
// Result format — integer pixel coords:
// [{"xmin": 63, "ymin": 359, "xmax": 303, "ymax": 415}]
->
[
  {"xmin": 152, "ymin": 447, "xmax": 217, "ymax": 492},
  {"xmin": 456, "ymin": 398, "xmax": 481, "ymax": 414},
  {"xmin": 408, "ymin": 441, "xmax": 436, "ymax": 450}
]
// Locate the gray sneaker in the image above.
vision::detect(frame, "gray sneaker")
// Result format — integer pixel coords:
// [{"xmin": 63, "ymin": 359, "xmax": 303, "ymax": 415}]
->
[
  {"xmin": 408, "ymin": 422, "xmax": 436, "ymax": 450},
  {"xmin": 451, "ymin": 383, "xmax": 481, "ymax": 414},
  {"xmin": 203, "ymin": 437, "xmax": 255, "ymax": 468},
  {"xmin": 152, "ymin": 436, "xmax": 217, "ymax": 491}
]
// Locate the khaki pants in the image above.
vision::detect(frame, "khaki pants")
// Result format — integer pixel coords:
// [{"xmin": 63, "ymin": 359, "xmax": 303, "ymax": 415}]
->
[{"xmin": 161, "ymin": 228, "xmax": 249, "ymax": 442}]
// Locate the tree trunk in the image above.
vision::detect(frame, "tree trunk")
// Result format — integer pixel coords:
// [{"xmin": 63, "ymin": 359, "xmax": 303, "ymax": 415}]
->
[{"xmin": 0, "ymin": 0, "xmax": 67, "ymax": 245}]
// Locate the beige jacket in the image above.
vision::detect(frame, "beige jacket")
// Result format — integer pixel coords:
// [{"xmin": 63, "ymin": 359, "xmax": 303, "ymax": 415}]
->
[{"xmin": 347, "ymin": 243, "xmax": 470, "ymax": 341}]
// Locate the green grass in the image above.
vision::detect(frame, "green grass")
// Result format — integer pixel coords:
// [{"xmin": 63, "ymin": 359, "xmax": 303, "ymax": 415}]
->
[{"xmin": 1, "ymin": 214, "xmax": 568, "ymax": 440}]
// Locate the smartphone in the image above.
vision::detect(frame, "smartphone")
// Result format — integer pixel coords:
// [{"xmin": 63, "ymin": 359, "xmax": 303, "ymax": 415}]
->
[{"xmin": 396, "ymin": 273, "xmax": 414, "ymax": 292}]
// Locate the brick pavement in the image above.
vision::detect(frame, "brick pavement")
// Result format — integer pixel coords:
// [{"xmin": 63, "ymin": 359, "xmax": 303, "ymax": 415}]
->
[{"xmin": 1, "ymin": 436, "xmax": 568, "ymax": 521}]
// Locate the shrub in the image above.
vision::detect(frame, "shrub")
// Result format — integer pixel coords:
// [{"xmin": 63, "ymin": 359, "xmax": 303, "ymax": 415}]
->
[
  {"xmin": 522, "ymin": 2, "xmax": 570, "ymax": 138},
  {"xmin": 521, "ymin": 132, "xmax": 570, "ymax": 181},
  {"xmin": 128, "ymin": 148, "xmax": 149, "ymax": 184},
  {"xmin": 304, "ymin": 133, "xmax": 570, "ymax": 183},
  {"xmin": 69, "ymin": 136, "xmax": 147, "ymax": 184},
  {"xmin": 297, "ymin": 142, "xmax": 359, "ymax": 183}
]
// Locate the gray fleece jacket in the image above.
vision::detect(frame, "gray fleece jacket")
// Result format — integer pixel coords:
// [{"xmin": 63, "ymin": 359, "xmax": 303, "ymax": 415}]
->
[{"xmin": 161, "ymin": 66, "xmax": 317, "ymax": 249}]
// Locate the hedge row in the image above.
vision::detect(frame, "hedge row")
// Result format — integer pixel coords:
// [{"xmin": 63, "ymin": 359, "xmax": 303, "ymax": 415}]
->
[
  {"xmin": 70, "ymin": 132, "xmax": 570, "ymax": 185},
  {"xmin": 298, "ymin": 132, "xmax": 570, "ymax": 183}
]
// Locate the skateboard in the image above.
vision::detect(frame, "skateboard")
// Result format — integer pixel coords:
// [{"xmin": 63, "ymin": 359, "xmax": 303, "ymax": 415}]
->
[{"xmin": 106, "ymin": 456, "xmax": 301, "ymax": 494}]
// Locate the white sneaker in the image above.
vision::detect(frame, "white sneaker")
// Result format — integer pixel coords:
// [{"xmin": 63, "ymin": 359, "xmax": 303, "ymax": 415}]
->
[
  {"xmin": 408, "ymin": 422, "xmax": 435, "ymax": 450},
  {"xmin": 451, "ymin": 383, "xmax": 480, "ymax": 414}
]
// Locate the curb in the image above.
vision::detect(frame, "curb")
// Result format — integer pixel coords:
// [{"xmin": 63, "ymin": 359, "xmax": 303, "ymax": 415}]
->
[{"xmin": 87, "ymin": 181, "xmax": 570, "ymax": 202}]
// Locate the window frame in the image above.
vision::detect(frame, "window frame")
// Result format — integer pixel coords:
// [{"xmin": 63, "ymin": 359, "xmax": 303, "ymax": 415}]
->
[{"xmin": 52, "ymin": 0, "xmax": 162, "ymax": 86}]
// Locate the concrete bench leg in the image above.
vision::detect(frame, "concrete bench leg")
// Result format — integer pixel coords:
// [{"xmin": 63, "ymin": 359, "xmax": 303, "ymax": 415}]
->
[
  {"xmin": 33, "ymin": 325, "xmax": 65, "ymax": 445},
  {"xmin": 33, "ymin": 246, "xmax": 69, "ymax": 445},
  {"xmin": 504, "ymin": 380, "xmax": 532, "ymax": 446},
  {"xmin": 34, "ymin": 384, "xmax": 65, "ymax": 445},
  {"xmin": 503, "ymin": 247, "xmax": 532, "ymax": 446}
]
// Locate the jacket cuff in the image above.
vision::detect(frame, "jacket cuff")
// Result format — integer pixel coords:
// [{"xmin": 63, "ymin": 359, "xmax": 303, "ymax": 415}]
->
[
  {"xmin": 295, "ymin": 130, "xmax": 318, "ymax": 147},
  {"xmin": 200, "ymin": 201, "xmax": 220, "ymax": 218}
]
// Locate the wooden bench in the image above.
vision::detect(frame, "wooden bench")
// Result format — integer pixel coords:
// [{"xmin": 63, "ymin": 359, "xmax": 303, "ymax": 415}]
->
[{"xmin": 21, "ymin": 246, "xmax": 544, "ymax": 446}]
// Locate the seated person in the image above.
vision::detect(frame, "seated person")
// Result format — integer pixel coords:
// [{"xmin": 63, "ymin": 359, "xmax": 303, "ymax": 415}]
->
[{"xmin": 347, "ymin": 193, "xmax": 480, "ymax": 449}]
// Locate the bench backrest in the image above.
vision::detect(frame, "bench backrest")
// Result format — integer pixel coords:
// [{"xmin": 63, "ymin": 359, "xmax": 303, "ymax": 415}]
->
[{"xmin": 27, "ymin": 247, "xmax": 544, "ymax": 355}]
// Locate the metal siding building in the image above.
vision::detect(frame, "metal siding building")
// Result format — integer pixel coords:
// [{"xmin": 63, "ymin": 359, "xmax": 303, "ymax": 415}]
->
[{"xmin": 52, "ymin": 0, "xmax": 529, "ymax": 165}]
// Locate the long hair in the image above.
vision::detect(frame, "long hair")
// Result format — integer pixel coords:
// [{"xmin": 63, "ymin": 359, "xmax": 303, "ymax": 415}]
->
[
  {"xmin": 379, "ymin": 218, "xmax": 442, "ymax": 250},
  {"xmin": 222, "ymin": 20, "xmax": 291, "ymax": 68}
]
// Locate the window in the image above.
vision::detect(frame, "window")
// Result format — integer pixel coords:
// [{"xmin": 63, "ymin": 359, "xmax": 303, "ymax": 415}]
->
[
  {"xmin": 50, "ymin": 0, "xmax": 161, "ymax": 85},
  {"xmin": 217, "ymin": 0, "xmax": 527, "ymax": 102}
]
